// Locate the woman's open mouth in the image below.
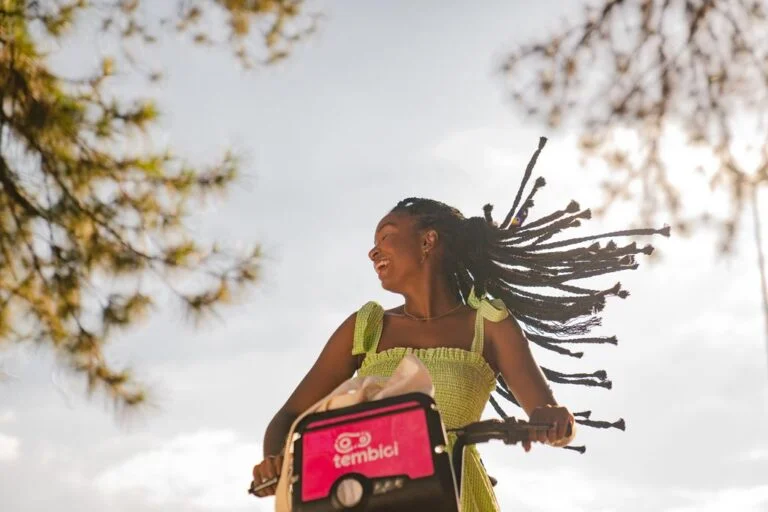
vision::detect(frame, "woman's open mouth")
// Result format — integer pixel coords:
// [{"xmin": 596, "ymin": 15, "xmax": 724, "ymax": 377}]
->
[{"xmin": 374, "ymin": 258, "xmax": 390, "ymax": 277}]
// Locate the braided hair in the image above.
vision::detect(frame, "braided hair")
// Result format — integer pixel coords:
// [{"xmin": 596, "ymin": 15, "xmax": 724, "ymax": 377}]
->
[{"xmin": 391, "ymin": 137, "xmax": 670, "ymax": 453}]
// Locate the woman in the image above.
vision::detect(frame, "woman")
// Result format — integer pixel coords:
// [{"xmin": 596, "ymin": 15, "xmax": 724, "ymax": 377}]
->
[{"xmin": 252, "ymin": 138, "xmax": 668, "ymax": 510}]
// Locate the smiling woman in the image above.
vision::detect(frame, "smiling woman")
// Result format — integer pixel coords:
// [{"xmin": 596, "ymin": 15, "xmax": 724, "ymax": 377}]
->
[{"xmin": 251, "ymin": 137, "xmax": 670, "ymax": 511}]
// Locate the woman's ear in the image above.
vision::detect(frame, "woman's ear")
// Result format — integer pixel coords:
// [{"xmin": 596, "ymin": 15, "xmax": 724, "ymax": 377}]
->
[{"xmin": 422, "ymin": 229, "xmax": 439, "ymax": 252}]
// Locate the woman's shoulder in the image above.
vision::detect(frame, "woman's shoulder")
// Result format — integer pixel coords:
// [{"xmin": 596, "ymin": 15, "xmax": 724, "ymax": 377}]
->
[
  {"xmin": 354, "ymin": 301, "xmax": 407, "ymax": 317},
  {"xmin": 355, "ymin": 300, "xmax": 385, "ymax": 316},
  {"xmin": 468, "ymin": 291, "xmax": 510, "ymax": 322}
]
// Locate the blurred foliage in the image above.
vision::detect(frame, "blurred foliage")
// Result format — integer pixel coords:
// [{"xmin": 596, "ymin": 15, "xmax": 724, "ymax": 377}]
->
[{"xmin": 0, "ymin": 0, "xmax": 315, "ymax": 408}]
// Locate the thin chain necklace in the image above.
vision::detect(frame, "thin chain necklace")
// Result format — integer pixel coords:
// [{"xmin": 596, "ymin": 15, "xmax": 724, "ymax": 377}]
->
[{"xmin": 402, "ymin": 302, "xmax": 464, "ymax": 322}]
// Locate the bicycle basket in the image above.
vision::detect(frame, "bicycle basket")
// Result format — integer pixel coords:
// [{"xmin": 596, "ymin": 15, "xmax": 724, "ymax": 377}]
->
[{"xmin": 290, "ymin": 391, "xmax": 459, "ymax": 512}]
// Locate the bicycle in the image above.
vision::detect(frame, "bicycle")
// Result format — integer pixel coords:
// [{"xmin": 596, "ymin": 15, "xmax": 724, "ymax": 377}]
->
[{"xmin": 249, "ymin": 391, "xmax": 564, "ymax": 511}]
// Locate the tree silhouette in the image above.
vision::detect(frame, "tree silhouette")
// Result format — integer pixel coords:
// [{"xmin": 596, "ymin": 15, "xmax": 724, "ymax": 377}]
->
[
  {"xmin": 501, "ymin": 0, "xmax": 768, "ymax": 359},
  {"xmin": 0, "ymin": 0, "xmax": 314, "ymax": 408}
]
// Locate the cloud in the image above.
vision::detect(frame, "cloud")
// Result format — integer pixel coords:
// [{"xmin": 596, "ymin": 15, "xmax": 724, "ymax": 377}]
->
[
  {"xmin": 491, "ymin": 466, "xmax": 599, "ymax": 512},
  {"xmin": 740, "ymin": 446, "xmax": 768, "ymax": 462},
  {"xmin": 0, "ymin": 410, "xmax": 16, "ymax": 423},
  {"xmin": 95, "ymin": 429, "xmax": 272, "ymax": 511},
  {"xmin": 480, "ymin": 457, "xmax": 768, "ymax": 512},
  {"xmin": 666, "ymin": 485, "xmax": 768, "ymax": 512},
  {"xmin": 431, "ymin": 127, "xmax": 523, "ymax": 177},
  {"xmin": 480, "ymin": 462, "xmax": 650, "ymax": 512},
  {"xmin": 0, "ymin": 432, "xmax": 20, "ymax": 462}
]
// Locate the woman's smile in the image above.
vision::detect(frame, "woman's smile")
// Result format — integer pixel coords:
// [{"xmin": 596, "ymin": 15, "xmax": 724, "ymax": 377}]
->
[{"xmin": 374, "ymin": 257, "xmax": 391, "ymax": 278}]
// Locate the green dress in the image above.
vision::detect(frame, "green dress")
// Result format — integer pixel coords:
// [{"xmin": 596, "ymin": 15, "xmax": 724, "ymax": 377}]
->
[{"xmin": 352, "ymin": 291, "xmax": 509, "ymax": 512}]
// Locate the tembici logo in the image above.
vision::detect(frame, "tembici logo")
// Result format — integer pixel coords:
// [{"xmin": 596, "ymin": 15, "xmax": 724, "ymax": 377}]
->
[{"xmin": 332, "ymin": 431, "xmax": 399, "ymax": 469}]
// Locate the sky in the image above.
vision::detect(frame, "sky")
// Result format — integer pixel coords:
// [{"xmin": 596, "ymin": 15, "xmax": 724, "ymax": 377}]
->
[{"xmin": 1, "ymin": 1, "xmax": 768, "ymax": 511}]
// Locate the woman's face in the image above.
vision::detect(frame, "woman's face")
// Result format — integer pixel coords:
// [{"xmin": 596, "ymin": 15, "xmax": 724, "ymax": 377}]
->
[{"xmin": 369, "ymin": 212, "xmax": 431, "ymax": 292}]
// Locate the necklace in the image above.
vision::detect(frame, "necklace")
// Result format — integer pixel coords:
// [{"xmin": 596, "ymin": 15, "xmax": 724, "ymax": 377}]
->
[{"xmin": 402, "ymin": 302, "xmax": 464, "ymax": 322}]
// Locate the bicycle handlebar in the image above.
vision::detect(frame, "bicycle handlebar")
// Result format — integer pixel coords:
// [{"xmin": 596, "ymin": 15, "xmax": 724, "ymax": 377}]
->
[
  {"xmin": 249, "ymin": 476, "xmax": 280, "ymax": 495},
  {"xmin": 448, "ymin": 417, "xmax": 557, "ymax": 491},
  {"xmin": 447, "ymin": 417, "xmax": 553, "ymax": 445},
  {"xmin": 247, "ymin": 416, "xmax": 562, "ymax": 497}
]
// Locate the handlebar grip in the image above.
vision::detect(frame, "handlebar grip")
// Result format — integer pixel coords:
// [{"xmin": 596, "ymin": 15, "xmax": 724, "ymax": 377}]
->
[
  {"xmin": 526, "ymin": 421, "xmax": 574, "ymax": 439},
  {"xmin": 248, "ymin": 476, "xmax": 279, "ymax": 495}
]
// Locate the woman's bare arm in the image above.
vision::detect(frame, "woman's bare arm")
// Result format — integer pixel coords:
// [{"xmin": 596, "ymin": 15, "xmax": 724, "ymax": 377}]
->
[
  {"xmin": 485, "ymin": 315, "xmax": 557, "ymax": 416},
  {"xmin": 262, "ymin": 312, "xmax": 358, "ymax": 457},
  {"xmin": 486, "ymin": 315, "xmax": 575, "ymax": 447}
]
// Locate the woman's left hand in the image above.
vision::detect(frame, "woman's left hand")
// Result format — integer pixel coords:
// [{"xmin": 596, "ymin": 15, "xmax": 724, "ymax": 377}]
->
[{"xmin": 523, "ymin": 404, "xmax": 575, "ymax": 452}]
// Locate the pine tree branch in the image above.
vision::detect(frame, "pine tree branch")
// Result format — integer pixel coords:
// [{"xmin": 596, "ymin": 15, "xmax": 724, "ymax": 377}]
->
[
  {"xmin": 0, "ymin": 8, "xmax": 24, "ymax": 18},
  {"xmin": 0, "ymin": 154, "xmax": 47, "ymax": 218},
  {"xmin": 0, "ymin": 0, "xmax": 266, "ymax": 410},
  {"xmin": 5, "ymin": 196, "xmax": 49, "ymax": 300}
]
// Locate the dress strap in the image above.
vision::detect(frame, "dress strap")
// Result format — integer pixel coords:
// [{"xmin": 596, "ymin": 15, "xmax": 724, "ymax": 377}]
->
[
  {"xmin": 468, "ymin": 287, "xmax": 510, "ymax": 355},
  {"xmin": 352, "ymin": 301, "xmax": 385, "ymax": 355}
]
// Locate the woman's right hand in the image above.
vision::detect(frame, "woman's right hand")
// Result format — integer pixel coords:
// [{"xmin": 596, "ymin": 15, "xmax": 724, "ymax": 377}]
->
[{"xmin": 251, "ymin": 455, "xmax": 283, "ymax": 497}]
